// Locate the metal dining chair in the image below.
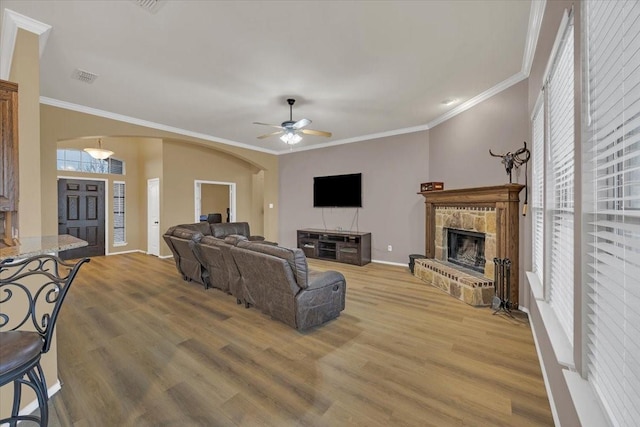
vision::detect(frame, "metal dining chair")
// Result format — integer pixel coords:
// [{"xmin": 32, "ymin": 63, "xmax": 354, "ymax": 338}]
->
[{"xmin": 0, "ymin": 254, "xmax": 89, "ymax": 426}]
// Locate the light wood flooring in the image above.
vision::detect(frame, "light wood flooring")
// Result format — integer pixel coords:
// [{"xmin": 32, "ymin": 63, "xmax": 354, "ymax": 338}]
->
[{"xmin": 53, "ymin": 253, "xmax": 553, "ymax": 426}]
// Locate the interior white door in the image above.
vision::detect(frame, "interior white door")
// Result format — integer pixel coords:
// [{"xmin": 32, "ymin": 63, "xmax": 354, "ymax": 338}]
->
[{"xmin": 147, "ymin": 178, "xmax": 160, "ymax": 256}]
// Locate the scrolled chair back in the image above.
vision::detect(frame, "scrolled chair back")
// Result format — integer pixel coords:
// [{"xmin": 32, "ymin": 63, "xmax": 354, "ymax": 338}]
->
[{"xmin": 0, "ymin": 255, "xmax": 90, "ymax": 353}]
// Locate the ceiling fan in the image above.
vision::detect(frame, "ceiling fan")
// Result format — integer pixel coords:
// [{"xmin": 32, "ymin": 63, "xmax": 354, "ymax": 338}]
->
[{"xmin": 253, "ymin": 98, "xmax": 332, "ymax": 145}]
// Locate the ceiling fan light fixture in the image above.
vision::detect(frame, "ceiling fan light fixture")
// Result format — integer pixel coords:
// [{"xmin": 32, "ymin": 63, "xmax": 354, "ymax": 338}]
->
[
  {"xmin": 255, "ymin": 98, "xmax": 330, "ymax": 144},
  {"xmin": 280, "ymin": 132, "xmax": 302, "ymax": 145},
  {"xmin": 84, "ymin": 138, "xmax": 114, "ymax": 160}
]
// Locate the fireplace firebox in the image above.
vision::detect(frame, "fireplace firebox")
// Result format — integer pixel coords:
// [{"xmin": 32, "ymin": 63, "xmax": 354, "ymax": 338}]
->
[{"xmin": 447, "ymin": 229, "xmax": 486, "ymax": 273}]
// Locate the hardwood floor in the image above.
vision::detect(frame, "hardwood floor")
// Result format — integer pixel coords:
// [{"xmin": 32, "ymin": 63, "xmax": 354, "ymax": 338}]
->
[{"xmin": 55, "ymin": 253, "xmax": 553, "ymax": 426}]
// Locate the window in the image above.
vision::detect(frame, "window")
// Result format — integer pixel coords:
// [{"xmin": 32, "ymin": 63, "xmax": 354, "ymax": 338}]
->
[
  {"xmin": 531, "ymin": 95, "xmax": 545, "ymax": 287},
  {"xmin": 583, "ymin": 0, "xmax": 640, "ymax": 424},
  {"xmin": 113, "ymin": 182, "xmax": 126, "ymax": 245},
  {"xmin": 546, "ymin": 11, "xmax": 575, "ymax": 346},
  {"xmin": 57, "ymin": 149, "xmax": 125, "ymax": 175}
]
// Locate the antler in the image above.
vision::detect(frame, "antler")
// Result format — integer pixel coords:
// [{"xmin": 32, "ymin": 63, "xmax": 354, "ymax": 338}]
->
[{"xmin": 489, "ymin": 149, "xmax": 507, "ymax": 158}]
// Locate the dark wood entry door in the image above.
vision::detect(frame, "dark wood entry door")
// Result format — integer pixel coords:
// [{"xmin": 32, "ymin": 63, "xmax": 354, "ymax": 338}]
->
[{"xmin": 58, "ymin": 179, "xmax": 105, "ymax": 259}]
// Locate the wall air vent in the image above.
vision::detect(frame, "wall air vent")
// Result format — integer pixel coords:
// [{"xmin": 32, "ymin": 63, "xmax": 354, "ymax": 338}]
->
[
  {"xmin": 71, "ymin": 68, "xmax": 99, "ymax": 84},
  {"xmin": 133, "ymin": 0, "xmax": 165, "ymax": 14}
]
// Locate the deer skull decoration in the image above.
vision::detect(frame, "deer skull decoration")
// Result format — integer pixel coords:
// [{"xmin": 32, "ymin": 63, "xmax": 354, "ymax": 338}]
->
[
  {"xmin": 489, "ymin": 141, "xmax": 530, "ymax": 184},
  {"xmin": 489, "ymin": 141, "xmax": 531, "ymax": 216}
]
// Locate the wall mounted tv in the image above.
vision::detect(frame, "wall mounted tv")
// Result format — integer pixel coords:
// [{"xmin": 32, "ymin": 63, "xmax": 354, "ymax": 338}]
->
[{"xmin": 313, "ymin": 173, "xmax": 362, "ymax": 208}]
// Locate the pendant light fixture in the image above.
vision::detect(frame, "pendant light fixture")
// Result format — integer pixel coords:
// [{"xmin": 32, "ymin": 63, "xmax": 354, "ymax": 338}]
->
[{"xmin": 84, "ymin": 138, "xmax": 114, "ymax": 160}]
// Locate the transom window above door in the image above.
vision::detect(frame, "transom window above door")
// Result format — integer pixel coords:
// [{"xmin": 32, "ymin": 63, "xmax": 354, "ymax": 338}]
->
[{"xmin": 57, "ymin": 149, "xmax": 125, "ymax": 175}]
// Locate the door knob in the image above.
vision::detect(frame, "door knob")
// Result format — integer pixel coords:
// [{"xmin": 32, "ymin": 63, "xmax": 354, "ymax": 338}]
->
[{"xmin": 154, "ymin": 221, "xmax": 159, "ymax": 224}]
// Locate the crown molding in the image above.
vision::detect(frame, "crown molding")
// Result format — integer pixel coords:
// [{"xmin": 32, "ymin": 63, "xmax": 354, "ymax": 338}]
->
[
  {"xmin": 0, "ymin": 8, "xmax": 52, "ymax": 80},
  {"xmin": 40, "ymin": 97, "xmax": 279, "ymax": 155},
  {"xmin": 286, "ymin": 65, "xmax": 528, "ymax": 154},
  {"xmin": 426, "ymin": 72, "xmax": 527, "ymax": 129},
  {"xmin": 417, "ymin": 1, "xmax": 544, "ymax": 131},
  {"xmin": 522, "ymin": 0, "xmax": 547, "ymax": 77},
  {"xmin": 22, "ymin": 2, "xmax": 543, "ymax": 155},
  {"xmin": 255, "ymin": 0, "xmax": 545, "ymax": 155},
  {"xmin": 279, "ymin": 123, "xmax": 430, "ymax": 154}
]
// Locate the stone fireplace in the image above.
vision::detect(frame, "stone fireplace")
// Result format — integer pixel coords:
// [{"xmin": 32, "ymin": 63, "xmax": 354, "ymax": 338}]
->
[
  {"xmin": 435, "ymin": 207, "xmax": 496, "ymax": 279},
  {"xmin": 415, "ymin": 184, "xmax": 523, "ymax": 306},
  {"xmin": 447, "ymin": 228, "xmax": 486, "ymax": 273}
]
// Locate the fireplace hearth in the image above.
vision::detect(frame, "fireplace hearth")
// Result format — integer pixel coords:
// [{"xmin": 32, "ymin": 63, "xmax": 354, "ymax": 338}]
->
[{"xmin": 447, "ymin": 229, "xmax": 485, "ymax": 273}]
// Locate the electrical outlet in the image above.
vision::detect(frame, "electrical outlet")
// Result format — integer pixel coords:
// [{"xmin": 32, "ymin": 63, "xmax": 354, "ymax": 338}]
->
[{"xmin": 387, "ymin": 245, "xmax": 393, "ymax": 252}]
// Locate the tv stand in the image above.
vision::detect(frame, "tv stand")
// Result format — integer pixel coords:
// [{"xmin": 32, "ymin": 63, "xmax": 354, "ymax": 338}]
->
[{"xmin": 297, "ymin": 229, "xmax": 371, "ymax": 266}]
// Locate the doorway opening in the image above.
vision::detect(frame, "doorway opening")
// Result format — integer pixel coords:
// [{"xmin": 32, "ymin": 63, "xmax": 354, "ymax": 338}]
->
[{"xmin": 194, "ymin": 180, "xmax": 236, "ymax": 224}]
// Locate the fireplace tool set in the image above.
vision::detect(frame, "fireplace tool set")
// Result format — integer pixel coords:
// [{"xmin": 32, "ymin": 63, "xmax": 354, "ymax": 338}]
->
[{"xmin": 492, "ymin": 257, "xmax": 514, "ymax": 317}]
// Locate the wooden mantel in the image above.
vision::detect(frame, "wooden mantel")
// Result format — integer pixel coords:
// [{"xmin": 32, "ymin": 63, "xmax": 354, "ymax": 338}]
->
[{"xmin": 419, "ymin": 184, "xmax": 524, "ymax": 305}]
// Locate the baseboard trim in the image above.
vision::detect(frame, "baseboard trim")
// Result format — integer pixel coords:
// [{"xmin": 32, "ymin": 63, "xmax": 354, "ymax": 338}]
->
[
  {"xmin": 107, "ymin": 249, "xmax": 145, "ymax": 256},
  {"xmin": 13, "ymin": 379, "xmax": 62, "ymax": 419},
  {"xmin": 371, "ymin": 259, "xmax": 408, "ymax": 267}
]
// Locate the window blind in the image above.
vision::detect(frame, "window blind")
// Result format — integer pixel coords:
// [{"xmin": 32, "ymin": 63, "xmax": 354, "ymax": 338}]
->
[
  {"xmin": 114, "ymin": 182, "xmax": 126, "ymax": 245},
  {"xmin": 547, "ymin": 14, "xmax": 575, "ymax": 346},
  {"xmin": 584, "ymin": 1, "xmax": 640, "ymax": 425},
  {"xmin": 531, "ymin": 96, "xmax": 545, "ymax": 285}
]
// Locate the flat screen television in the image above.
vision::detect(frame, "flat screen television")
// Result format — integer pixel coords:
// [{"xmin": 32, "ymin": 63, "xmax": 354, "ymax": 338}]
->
[{"xmin": 313, "ymin": 173, "xmax": 362, "ymax": 207}]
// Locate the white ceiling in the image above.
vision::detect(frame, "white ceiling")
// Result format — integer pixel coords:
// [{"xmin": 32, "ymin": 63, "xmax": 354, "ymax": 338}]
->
[{"xmin": 1, "ymin": 0, "xmax": 536, "ymax": 154}]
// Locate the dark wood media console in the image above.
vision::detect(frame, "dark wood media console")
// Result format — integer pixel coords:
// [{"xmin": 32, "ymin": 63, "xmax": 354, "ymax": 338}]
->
[{"xmin": 297, "ymin": 229, "xmax": 371, "ymax": 266}]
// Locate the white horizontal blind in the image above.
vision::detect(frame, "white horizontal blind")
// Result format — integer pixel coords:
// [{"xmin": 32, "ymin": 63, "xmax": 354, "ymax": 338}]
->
[
  {"xmin": 114, "ymin": 182, "xmax": 125, "ymax": 245},
  {"xmin": 547, "ymin": 15, "xmax": 575, "ymax": 346},
  {"xmin": 584, "ymin": 1, "xmax": 640, "ymax": 425},
  {"xmin": 531, "ymin": 97, "xmax": 545, "ymax": 284}
]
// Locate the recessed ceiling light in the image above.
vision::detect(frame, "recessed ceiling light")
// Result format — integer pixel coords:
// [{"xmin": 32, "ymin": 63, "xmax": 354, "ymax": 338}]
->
[{"xmin": 442, "ymin": 98, "xmax": 458, "ymax": 106}]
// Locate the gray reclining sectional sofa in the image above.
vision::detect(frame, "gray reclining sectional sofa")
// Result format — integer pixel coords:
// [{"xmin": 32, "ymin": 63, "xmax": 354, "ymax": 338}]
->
[{"xmin": 163, "ymin": 222, "xmax": 346, "ymax": 330}]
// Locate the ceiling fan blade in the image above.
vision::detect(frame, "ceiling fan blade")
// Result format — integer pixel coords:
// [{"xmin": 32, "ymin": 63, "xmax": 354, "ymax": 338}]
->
[
  {"xmin": 292, "ymin": 118, "xmax": 311, "ymax": 129},
  {"xmin": 257, "ymin": 130, "xmax": 284, "ymax": 139},
  {"xmin": 301, "ymin": 129, "xmax": 332, "ymax": 137},
  {"xmin": 253, "ymin": 122, "xmax": 284, "ymax": 130}
]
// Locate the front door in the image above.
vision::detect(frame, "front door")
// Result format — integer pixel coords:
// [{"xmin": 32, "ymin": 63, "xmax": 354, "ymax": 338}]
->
[{"xmin": 58, "ymin": 179, "xmax": 105, "ymax": 260}]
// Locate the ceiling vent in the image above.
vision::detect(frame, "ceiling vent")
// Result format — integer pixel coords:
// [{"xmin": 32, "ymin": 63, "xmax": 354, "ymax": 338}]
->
[
  {"xmin": 71, "ymin": 68, "xmax": 99, "ymax": 84},
  {"xmin": 133, "ymin": 0, "xmax": 165, "ymax": 14}
]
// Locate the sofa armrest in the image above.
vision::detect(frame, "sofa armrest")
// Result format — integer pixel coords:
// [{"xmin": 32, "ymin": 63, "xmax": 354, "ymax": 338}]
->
[
  {"xmin": 306, "ymin": 270, "xmax": 346, "ymax": 290},
  {"xmin": 296, "ymin": 270, "xmax": 346, "ymax": 330},
  {"xmin": 248, "ymin": 235, "xmax": 265, "ymax": 241}
]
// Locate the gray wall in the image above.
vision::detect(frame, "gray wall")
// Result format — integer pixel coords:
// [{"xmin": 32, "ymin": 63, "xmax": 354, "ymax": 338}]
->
[
  {"xmin": 429, "ymin": 80, "xmax": 530, "ymax": 189},
  {"xmin": 278, "ymin": 81, "xmax": 529, "ymax": 265},
  {"xmin": 279, "ymin": 131, "xmax": 428, "ymax": 264}
]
